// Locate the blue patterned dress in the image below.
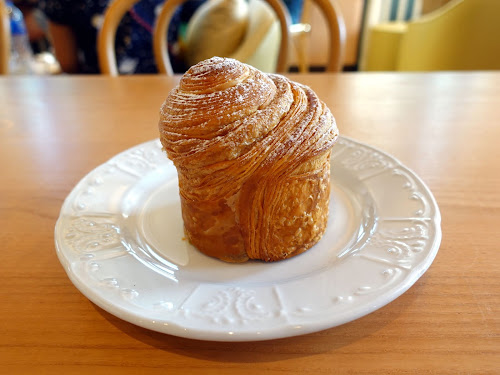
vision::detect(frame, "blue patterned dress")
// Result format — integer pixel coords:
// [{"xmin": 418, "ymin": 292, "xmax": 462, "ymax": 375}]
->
[{"xmin": 40, "ymin": 0, "xmax": 204, "ymax": 73}]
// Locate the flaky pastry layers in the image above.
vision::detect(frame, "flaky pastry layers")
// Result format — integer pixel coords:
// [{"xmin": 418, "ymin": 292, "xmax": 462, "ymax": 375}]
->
[{"xmin": 159, "ymin": 57, "xmax": 339, "ymax": 262}]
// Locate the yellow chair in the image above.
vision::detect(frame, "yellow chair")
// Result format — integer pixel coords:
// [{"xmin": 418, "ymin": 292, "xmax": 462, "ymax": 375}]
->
[
  {"xmin": 97, "ymin": 0, "xmax": 291, "ymax": 76},
  {"xmin": 362, "ymin": 0, "xmax": 500, "ymax": 71},
  {"xmin": 0, "ymin": 0, "xmax": 10, "ymax": 74}
]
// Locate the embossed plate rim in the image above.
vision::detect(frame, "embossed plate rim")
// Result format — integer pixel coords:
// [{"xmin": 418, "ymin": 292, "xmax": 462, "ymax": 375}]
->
[{"xmin": 55, "ymin": 136, "xmax": 441, "ymax": 341}]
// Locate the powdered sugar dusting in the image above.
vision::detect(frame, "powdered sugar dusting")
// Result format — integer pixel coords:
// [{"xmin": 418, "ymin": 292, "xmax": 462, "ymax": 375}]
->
[{"xmin": 159, "ymin": 57, "xmax": 338, "ymax": 187}]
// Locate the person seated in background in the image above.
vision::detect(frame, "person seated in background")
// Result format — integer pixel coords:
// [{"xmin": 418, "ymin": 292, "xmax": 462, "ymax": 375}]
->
[
  {"xmin": 40, "ymin": 0, "xmax": 303, "ymax": 74},
  {"xmin": 39, "ymin": 0, "xmax": 204, "ymax": 74}
]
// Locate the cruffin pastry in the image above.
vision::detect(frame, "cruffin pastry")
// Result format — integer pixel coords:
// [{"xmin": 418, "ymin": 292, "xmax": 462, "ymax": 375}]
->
[{"xmin": 159, "ymin": 57, "xmax": 339, "ymax": 262}]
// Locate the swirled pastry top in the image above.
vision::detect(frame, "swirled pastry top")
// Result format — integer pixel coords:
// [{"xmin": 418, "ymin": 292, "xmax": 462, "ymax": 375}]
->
[{"xmin": 159, "ymin": 57, "xmax": 339, "ymax": 200}]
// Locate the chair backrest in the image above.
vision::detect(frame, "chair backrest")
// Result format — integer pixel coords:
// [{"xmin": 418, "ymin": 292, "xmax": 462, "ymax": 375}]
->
[
  {"xmin": 97, "ymin": 0, "xmax": 139, "ymax": 76},
  {"xmin": 397, "ymin": 0, "xmax": 500, "ymax": 71},
  {"xmin": 0, "ymin": 0, "xmax": 10, "ymax": 75},
  {"xmin": 153, "ymin": 0, "xmax": 291, "ymax": 75},
  {"xmin": 294, "ymin": 0, "xmax": 346, "ymax": 72},
  {"xmin": 97, "ymin": 0, "xmax": 291, "ymax": 76}
]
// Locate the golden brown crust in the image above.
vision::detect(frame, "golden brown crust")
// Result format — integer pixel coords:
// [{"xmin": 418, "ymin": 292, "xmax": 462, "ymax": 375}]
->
[{"xmin": 159, "ymin": 57, "xmax": 339, "ymax": 262}]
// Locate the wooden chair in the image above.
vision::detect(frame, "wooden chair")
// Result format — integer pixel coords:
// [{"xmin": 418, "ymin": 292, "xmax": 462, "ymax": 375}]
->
[
  {"xmin": 0, "ymin": 0, "xmax": 11, "ymax": 75},
  {"xmin": 97, "ymin": 0, "xmax": 138, "ymax": 76},
  {"xmin": 153, "ymin": 0, "xmax": 291, "ymax": 75},
  {"xmin": 97, "ymin": 0, "xmax": 291, "ymax": 76},
  {"xmin": 291, "ymin": 0, "xmax": 346, "ymax": 72}
]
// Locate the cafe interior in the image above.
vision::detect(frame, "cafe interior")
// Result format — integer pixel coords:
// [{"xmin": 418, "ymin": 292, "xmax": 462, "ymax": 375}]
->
[
  {"xmin": 1, "ymin": 0, "xmax": 499, "ymax": 374},
  {"xmin": 2, "ymin": 0, "xmax": 499, "ymax": 75}
]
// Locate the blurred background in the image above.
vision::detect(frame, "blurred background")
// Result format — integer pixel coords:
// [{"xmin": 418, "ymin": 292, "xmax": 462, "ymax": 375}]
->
[{"xmin": 2, "ymin": 0, "xmax": 499, "ymax": 75}]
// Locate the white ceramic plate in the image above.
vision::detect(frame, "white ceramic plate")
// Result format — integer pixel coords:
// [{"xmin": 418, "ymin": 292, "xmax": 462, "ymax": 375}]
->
[{"xmin": 55, "ymin": 137, "xmax": 441, "ymax": 341}]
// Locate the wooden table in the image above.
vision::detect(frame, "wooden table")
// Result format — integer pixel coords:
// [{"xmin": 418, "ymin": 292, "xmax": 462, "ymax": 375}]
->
[{"xmin": 1, "ymin": 72, "xmax": 498, "ymax": 374}]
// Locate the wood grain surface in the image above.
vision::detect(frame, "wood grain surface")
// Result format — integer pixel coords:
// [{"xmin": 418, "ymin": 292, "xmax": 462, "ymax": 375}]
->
[{"xmin": 0, "ymin": 72, "xmax": 498, "ymax": 374}]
